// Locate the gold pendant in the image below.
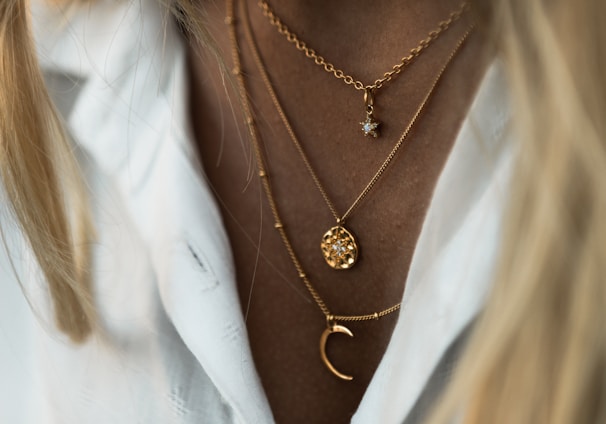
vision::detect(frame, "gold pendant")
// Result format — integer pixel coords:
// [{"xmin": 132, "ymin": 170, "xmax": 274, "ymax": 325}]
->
[
  {"xmin": 361, "ymin": 88, "xmax": 380, "ymax": 138},
  {"xmin": 320, "ymin": 322, "xmax": 354, "ymax": 381},
  {"xmin": 360, "ymin": 112, "xmax": 380, "ymax": 138},
  {"xmin": 320, "ymin": 225, "xmax": 359, "ymax": 270}
]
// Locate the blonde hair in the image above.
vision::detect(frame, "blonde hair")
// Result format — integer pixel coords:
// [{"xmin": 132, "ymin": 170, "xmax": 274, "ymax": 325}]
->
[
  {"xmin": 1, "ymin": 0, "xmax": 605, "ymax": 421},
  {"xmin": 0, "ymin": 0, "xmax": 94, "ymax": 341},
  {"xmin": 430, "ymin": 0, "xmax": 606, "ymax": 422}
]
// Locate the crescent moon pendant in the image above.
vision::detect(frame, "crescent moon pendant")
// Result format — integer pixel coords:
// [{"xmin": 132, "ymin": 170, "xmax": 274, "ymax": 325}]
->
[{"xmin": 319, "ymin": 324, "xmax": 354, "ymax": 381}]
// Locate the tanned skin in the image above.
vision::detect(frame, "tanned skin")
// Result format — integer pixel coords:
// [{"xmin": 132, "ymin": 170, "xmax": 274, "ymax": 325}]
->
[{"xmin": 189, "ymin": 1, "xmax": 489, "ymax": 422}]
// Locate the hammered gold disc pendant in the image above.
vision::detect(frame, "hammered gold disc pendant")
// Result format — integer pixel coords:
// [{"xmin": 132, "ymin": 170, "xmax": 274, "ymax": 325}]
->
[{"xmin": 320, "ymin": 225, "xmax": 359, "ymax": 270}]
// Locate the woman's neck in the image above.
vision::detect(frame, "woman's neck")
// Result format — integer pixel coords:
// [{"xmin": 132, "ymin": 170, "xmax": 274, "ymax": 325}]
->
[{"xmin": 245, "ymin": 0, "xmax": 466, "ymax": 82}]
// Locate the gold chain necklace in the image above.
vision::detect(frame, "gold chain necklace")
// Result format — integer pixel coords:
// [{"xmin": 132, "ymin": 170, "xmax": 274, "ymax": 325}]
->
[
  {"xmin": 244, "ymin": 0, "xmax": 474, "ymax": 272},
  {"xmin": 227, "ymin": 0, "xmax": 473, "ymax": 380},
  {"xmin": 257, "ymin": 0, "xmax": 469, "ymax": 138}
]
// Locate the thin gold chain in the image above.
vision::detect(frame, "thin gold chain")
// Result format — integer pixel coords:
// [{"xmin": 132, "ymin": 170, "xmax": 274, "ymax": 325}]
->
[
  {"xmin": 245, "ymin": 0, "xmax": 473, "ymax": 224},
  {"xmin": 258, "ymin": 0, "xmax": 469, "ymax": 92},
  {"xmin": 227, "ymin": 0, "xmax": 472, "ymax": 322}
]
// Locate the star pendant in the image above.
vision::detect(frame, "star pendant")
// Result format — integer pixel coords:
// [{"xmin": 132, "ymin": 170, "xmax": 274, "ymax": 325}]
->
[{"xmin": 360, "ymin": 114, "xmax": 380, "ymax": 138}]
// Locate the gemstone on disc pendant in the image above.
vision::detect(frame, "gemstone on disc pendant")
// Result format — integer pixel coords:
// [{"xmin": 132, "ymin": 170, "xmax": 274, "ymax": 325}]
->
[{"xmin": 321, "ymin": 226, "xmax": 359, "ymax": 270}]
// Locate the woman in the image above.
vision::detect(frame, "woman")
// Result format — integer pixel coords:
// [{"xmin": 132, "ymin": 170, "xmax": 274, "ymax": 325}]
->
[{"xmin": 1, "ymin": 0, "xmax": 604, "ymax": 423}]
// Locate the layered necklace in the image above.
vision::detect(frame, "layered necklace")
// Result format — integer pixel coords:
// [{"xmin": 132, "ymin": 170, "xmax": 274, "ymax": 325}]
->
[
  {"xmin": 251, "ymin": 0, "xmax": 471, "ymax": 272},
  {"xmin": 226, "ymin": 0, "xmax": 473, "ymax": 380}
]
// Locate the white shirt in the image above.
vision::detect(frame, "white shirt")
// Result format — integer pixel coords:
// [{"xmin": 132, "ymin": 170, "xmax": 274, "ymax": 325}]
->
[{"xmin": 0, "ymin": 0, "xmax": 512, "ymax": 422}]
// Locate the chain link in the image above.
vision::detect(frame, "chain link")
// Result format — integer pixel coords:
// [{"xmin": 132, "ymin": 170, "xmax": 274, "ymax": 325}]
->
[
  {"xmin": 253, "ymin": 0, "xmax": 475, "ymax": 226},
  {"xmin": 258, "ymin": 0, "xmax": 469, "ymax": 92}
]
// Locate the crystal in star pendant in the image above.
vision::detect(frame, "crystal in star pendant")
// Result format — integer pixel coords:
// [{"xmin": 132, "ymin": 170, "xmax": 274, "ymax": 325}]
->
[
  {"xmin": 320, "ymin": 225, "xmax": 359, "ymax": 270},
  {"xmin": 360, "ymin": 113, "xmax": 380, "ymax": 138},
  {"xmin": 361, "ymin": 88, "xmax": 381, "ymax": 138}
]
